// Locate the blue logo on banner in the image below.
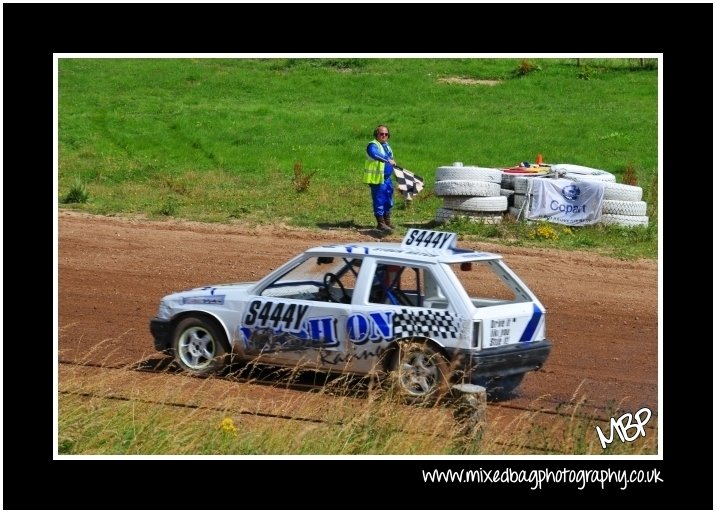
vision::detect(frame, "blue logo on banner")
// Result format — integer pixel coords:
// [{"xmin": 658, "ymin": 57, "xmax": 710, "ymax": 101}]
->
[{"xmin": 561, "ymin": 184, "xmax": 581, "ymax": 201}]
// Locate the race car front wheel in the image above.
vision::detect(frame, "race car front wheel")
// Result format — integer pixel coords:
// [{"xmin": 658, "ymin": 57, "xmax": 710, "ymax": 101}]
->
[
  {"xmin": 172, "ymin": 316, "xmax": 227, "ymax": 376},
  {"xmin": 391, "ymin": 341, "xmax": 451, "ymax": 406}
]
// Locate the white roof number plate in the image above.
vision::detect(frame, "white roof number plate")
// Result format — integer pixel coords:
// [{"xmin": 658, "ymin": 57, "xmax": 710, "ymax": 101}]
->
[{"xmin": 402, "ymin": 229, "xmax": 457, "ymax": 252}]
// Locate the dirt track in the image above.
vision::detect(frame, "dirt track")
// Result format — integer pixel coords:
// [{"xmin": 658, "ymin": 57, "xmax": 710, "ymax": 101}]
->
[{"xmin": 58, "ymin": 210, "xmax": 659, "ymax": 449}]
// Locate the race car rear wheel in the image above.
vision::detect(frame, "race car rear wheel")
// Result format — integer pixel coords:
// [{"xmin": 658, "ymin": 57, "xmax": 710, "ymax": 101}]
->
[
  {"xmin": 172, "ymin": 316, "xmax": 227, "ymax": 376},
  {"xmin": 391, "ymin": 341, "xmax": 451, "ymax": 405}
]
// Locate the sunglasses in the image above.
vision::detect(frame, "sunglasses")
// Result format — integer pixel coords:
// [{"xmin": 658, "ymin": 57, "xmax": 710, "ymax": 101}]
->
[{"xmin": 377, "ymin": 132, "xmax": 390, "ymax": 136}]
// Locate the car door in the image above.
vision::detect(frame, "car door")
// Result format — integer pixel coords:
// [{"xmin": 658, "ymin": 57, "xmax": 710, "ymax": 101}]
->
[{"xmin": 236, "ymin": 255, "xmax": 361, "ymax": 369}]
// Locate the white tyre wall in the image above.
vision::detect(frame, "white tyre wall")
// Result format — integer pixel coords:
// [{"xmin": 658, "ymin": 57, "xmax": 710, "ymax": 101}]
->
[
  {"xmin": 435, "ymin": 166, "xmax": 503, "ymax": 183},
  {"xmin": 551, "ymin": 163, "xmax": 601, "ymax": 174},
  {"xmin": 513, "ymin": 194, "xmax": 531, "ymax": 209},
  {"xmin": 435, "ymin": 207, "xmax": 455, "ymax": 223},
  {"xmin": 513, "ymin": 176, "xmax": 541, "ymax": 194},
  {"xmin": 435, "ymin": 208, "xmax": 503, "ymax": 224},
  {"xmin": 505, "ymin": 172, "xmax": 551, "ymax": 190},
  {"xmin": 434, "ymin": 180, "xmax": 501, "ymax": 197},
  {"xmin": 501, "ymin": 173, "xmax": 516, "ymax": 189},
  {"xmin": 552, "ymin": 163, "xmax": 615, "ymax": 176},
  {"xmin": 602, "ymin": 182, "xmax": 643, "ymax": 201},
  {"xmin": 459, "ymin": 213, "xmax": 504, "ymax": 224},
  {"xmin": 442, "ymin": 195, "xmax": 508, "ymax": 212},
  {"xmin": 508, "ymin": 206, "xmax": 524, "ymax": 218},
  {"xmin": 602, "ymin": 200, "xmax": 647, "ymax": 216},
  {"xmin": 600, "ymin": 214, "xmax": 649, "ymax": 227},
  {"xmin": 500, "ymin": 188, "xmax": 515, "ymax": 207},
  {"xmin": 563, "ymin": 172, "xmax": 616, "ymax": 183}
]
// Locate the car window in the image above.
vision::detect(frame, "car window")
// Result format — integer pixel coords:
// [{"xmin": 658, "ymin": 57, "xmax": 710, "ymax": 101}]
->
[
  {"xmin": 368, "ymin": 263, "xmax": 448, "ymax": 309},
  {"xmin": 260, "ymin": 255, "xmax": 363, "ymax": 303},
  {"xmin": 448, "ymin": 260, "xmax": 525, "ymax": 306}
]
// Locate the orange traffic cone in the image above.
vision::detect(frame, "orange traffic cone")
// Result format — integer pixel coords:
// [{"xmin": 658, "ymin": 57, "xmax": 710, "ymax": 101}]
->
[{"xmin": 536, "ymin": 153, "xmax": 543, "ymax": 165}]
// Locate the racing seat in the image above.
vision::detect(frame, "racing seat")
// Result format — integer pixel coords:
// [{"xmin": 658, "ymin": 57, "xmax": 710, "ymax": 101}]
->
[{"xmin": 370, "ymin": 265, "xmax": 413, "ymax": 306}]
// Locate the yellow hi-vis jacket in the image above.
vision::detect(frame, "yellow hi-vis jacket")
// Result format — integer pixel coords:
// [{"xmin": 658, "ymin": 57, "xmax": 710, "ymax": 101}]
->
[{"xmin": 364, "ymin": 139, "xmax": 388, "ymax": 185}]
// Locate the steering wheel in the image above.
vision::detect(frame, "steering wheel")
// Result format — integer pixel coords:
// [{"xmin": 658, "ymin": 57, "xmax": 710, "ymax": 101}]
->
[{"xmin": 323, "ymin": 273, "xmax": 350, "ymax": 303}]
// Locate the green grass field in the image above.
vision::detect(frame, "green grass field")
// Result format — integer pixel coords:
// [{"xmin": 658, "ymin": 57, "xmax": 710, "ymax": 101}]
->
[{"xmin": 58, "ymin": 57, "xmax": 658, "ymax": 258}]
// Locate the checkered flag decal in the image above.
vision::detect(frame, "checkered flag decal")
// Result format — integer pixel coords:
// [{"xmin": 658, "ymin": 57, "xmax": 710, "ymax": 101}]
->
[
  {"xmin": 393, "ymin": 167, "xmax": 424, "ymax": 195},
  {"xmin": 393, "ymin": 309, "xmax": 461, "ymax": 339}
]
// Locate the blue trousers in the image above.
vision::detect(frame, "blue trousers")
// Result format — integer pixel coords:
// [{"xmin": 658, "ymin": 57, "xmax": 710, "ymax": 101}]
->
[{"xmin": 370, "ymin": 179, "xmax": 394, "ymax": 217}]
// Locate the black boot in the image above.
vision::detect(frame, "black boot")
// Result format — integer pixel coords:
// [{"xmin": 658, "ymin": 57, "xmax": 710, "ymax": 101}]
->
[
  {"xmin": 375, "ymin": 215, "xmax": 392, "ymax": 232},
  {"xmin": 384, "ymin": 212, "xmax": 394, "ymax": 228}
]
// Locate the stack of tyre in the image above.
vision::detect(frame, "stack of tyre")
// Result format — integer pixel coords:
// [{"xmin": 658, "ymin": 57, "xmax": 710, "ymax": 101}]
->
[
  {"xmin": 506, "ymin": 173, "xmax": 549, "ymax": 219},
  {"xmin": 599, "ymin": 182, "xmax": 649, "ymax": 227},
  {"xmin": 510, "ymin": 164, "xmax": 649, "ymax": 228},
  {"xmin": 433, "ymin": 164, "xmax": 507, "ymax": 224}
]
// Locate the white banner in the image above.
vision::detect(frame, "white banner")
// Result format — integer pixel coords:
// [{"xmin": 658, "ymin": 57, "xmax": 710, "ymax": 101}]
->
[{"xmin": 526, "ymin": 178, "xmax": 605, "ymax": 226}]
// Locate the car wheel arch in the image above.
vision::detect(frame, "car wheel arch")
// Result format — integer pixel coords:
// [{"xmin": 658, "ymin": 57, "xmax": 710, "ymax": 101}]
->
[
  {"xmin": 381, "ymin": 337, "xmax": 449, "ymax": 368},
  {"xmin": 170, "ymin": 311, "xmax": 231, "ymax": 354},
  {"xmin": 385, "ymin": 337, "xmax": 453, "ymax": 405}
]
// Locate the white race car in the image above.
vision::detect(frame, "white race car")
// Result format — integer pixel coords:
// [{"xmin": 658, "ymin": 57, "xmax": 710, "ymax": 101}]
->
[{"xmin": 150, "ymin": 229, "xmax": 551, "ymax": 403}]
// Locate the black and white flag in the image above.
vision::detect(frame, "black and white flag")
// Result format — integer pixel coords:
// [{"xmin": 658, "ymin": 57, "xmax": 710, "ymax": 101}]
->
[{"xmin": 393, "ymin": 166, "xmax": 424, "ymax": 195}]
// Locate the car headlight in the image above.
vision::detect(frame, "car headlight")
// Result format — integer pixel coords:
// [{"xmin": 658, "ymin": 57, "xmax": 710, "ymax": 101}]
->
[{"xmin": 156, "ymin": 300, "xmax": 172, "ymax": 320}]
